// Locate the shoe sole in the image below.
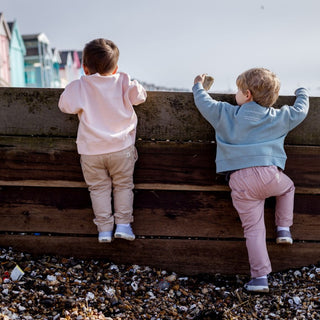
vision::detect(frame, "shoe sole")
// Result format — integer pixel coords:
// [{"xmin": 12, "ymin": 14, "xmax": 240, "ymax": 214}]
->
[
  {"xmin": 276, "ymin": 237, "xmax": 293, "ymax": 245},
  {"xmin": 114, "ymin": 233, "xmax": 135, "ymax": 241},
  {"xmin": 244, "ymin": 285, "xmax": 269, "ymax": 293},
  {"xmin": 98, "ymin": 238, "xmax": 112, "ymax": 243}
]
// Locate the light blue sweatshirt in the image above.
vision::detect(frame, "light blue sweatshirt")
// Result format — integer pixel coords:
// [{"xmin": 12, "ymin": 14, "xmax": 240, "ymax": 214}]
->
[{"xmin": 192, "ymin": 84, "xmax": 309, "ymax": 173}]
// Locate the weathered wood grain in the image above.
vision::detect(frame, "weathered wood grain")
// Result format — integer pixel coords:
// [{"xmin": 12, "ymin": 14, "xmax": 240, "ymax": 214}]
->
[
  {"xmin": 0, "ymin": 235, "xmax": 319, "ymax": 275},
  {"xmin": 0, "ymin": 88, "xmax": 319, "ymax": 144},
  {"xmin": 0, "ymin": 88, "xmax": 319, "ymax": 276},
  {"xmin": 1, "ymin": 137, "xmax": 319, "ymax": 190},
  {"xmin": 0, "ymin": 187, "xmax": 319, "ymax": 239}
]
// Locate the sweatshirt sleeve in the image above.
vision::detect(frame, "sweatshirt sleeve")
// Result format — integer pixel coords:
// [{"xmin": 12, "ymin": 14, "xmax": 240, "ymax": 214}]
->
[
  {"xmin": 286, "ymin": 87, "xmax": 309, "ymax": 131},
  {"xmin": 58, "ymin": 81, "xmax": 82, "ymax": 114},
  {"xmin": 122, "ymin": 73, "xmax": 147, "ymax": 106},
  {"xmin": 192, "ymin": 82, "xmax": 232, "ymax": 128}
]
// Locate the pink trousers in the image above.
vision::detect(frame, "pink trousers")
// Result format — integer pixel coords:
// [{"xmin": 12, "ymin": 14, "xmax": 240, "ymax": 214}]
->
[
  {"xmin": 80, "ymin": 145, "xmax": 138, "ymax": 232},
  {"xmin": 229, "ymin": 166, "xmax": 295, "ymax": 278}
]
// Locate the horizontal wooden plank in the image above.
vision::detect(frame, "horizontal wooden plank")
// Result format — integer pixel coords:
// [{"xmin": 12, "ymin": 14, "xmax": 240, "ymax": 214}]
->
[
  {"xmin": 0, "ymin": 88, "xmax": 319, "ymax": 144},
  {"xmin": 0, "ymin": 180, "xmax": 230, "ymax": 191},
  {"xmin": 0, "ymin": 181, "xmax": 318, "ymax": 195},
  {"xmin": 0, "ymin": 235, "xmax": 319, "ymax": 275},
  {"xmin": 1, "ymin": 188, "xmax": 319, "ymax": 240},
  {"xmin": 0, "ymin": 88, "xmax": 75, "ymax": 137},
  {"xmin": 1, "ymin": 137, "xmax": 319, "ymax": 190},
  {"xmin": 0, "ymin": 180, "xmax": 87, "ymax": 188},
  {"xmin": 0, "ymin": 137, "xmax": 219, "ymax": 186},
  {"xmin": 0, "ymin": 136, "xmax": 82, "ymax": 182}
]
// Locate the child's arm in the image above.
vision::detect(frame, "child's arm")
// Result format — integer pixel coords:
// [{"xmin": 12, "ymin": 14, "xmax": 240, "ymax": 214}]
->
[
  {"xmin": 58, "ymin": 81, "xmax": 81, "ymax": 114},
  {"xmin": 193, "ymin": 74, "xmax": 216, "ymax": 112},
  {"xmin": 127, "ymin": 79, "xmax": 147, "ymax": 106},
  {"xmin": 287, "ymin": 88, "xmax": 309, "ymax": 130},
  {"xmin": 192, "ymin": 75, "xmax": 229, "ymax": 128},
  {"xmin": 121, "ymin": 73, "xmax": 147, "ymax": 106}
]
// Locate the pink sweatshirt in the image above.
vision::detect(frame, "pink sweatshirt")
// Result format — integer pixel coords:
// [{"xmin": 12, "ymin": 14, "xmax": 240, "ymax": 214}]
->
[{"xmin": 58, "ymin": 72, "xmax": 147, "ymax": 155}]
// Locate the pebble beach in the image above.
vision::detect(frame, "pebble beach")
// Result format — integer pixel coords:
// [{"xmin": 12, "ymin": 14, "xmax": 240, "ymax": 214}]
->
[{"xmin": 0, "ymin": 247, "xmax": 319, "ymax": 320}]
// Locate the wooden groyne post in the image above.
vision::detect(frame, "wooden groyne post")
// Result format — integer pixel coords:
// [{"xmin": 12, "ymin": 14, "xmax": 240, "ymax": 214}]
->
[{"xmin": 0, "ymin": 88, "xmax": 319, "ymax": 275}]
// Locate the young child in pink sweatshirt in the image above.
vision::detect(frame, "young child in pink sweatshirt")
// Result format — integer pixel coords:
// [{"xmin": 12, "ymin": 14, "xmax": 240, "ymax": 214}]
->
[{"xmin": 58, "ymin": 38, "xmax": 147, "ymax": 243}]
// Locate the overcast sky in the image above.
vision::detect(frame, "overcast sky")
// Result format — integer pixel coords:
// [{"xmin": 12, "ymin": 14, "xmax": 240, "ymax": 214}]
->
[{"xmin": 2, "ymin": 0, "xmax": 320, "ymax": 95}]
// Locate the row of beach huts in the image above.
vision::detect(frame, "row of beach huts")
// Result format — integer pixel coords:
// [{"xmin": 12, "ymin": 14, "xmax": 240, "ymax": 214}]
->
[{"xmin": 0, "ymin": 12, "xmax": 82, "ymax": 89}]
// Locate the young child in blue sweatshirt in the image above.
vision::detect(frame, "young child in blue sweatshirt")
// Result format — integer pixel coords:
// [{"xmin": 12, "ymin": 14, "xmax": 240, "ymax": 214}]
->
[{"xmin": 192, "ymin": 68, "xmax": 309, "ymax": 293}]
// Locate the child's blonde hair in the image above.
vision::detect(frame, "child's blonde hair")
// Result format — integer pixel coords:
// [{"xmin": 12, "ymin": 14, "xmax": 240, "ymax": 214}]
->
[{"xmin": 236, "ymin": 68, "xmax": 280, "ymax": 107}]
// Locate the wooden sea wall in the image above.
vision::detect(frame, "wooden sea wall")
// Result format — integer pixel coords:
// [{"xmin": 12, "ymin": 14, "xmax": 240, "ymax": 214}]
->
[{"xmin": 0, "ymin": 87, "xmax": 319, "ymax": 275}]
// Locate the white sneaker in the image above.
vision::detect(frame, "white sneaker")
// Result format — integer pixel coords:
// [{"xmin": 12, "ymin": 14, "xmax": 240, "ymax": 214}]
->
[
  {"xmin": 114, "ymin": 224, "xmax": 135, "ymax": 241},
  {"xmin": 98, "ymin": 231, "xmax": 113, "ymax": 243}
]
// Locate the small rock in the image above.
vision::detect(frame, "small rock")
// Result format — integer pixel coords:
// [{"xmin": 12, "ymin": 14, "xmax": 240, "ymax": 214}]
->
[
  {"xmin": 158, "ymin": 280, "xmax": 170, "ymax": 291},
  {"xmin": 86, "ymin": 292, "xmax": 95, "ymax": 300},
  {"xmin": 2, "ymin": 288, "xmax": 9, "ymax": 295},
  {"xmin": 294, "ymin": 270, "xmax": 302, "ymax": 278},
  {"xmin": 202, "ymin": 287, "xmax": 209, "ymax": 294},
  {"xmin": 293, "ymin": 296, "xmax": 301, "ymax": 305},
  {"xmin": 131, "ymin": 281, "xmax": 138, "ymax": 291},
  {"xmin": 46, "ymin": 275, "xmax": 57, "ymax": 282},
  {"xmin": 165, "ymin": 274, "xmax": 177, "ymax": 282}
]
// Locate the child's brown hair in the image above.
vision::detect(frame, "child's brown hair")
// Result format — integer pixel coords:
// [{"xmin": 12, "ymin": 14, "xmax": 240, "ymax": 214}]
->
[
  {"xmin": 82, "ymin": 38, "xmax": 119, "ymax": 75},
  {"xmin": 236, "ymin": 68, "xmax": 280, "ymax": 107}
]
